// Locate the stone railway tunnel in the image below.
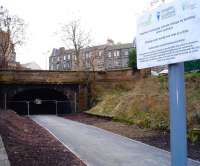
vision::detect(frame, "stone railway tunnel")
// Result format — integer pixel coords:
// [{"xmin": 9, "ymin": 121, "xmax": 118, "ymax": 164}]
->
[
  {"xmin": 0, "ymin": 84, "xmax": 81, "ymax": 115},
  {"xmin": 0, "ymin": 70, "xmax": 89, "ymax": 115},
  {"xmin": 10, "ymin": 87, "xmax": 71, "ymax": 115},
  {"xmin": 0, "ymin": 69, "xmax": 138, "ymax": 115}
]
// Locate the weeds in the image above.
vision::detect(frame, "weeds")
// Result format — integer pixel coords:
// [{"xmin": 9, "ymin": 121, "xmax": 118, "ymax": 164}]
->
[{"xmin": 88, "ymin": 76, "xmax": 200, "ymax": 144}]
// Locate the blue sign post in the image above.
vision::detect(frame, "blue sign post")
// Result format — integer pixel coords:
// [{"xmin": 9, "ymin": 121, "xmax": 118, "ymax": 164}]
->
[
  {"xmin": 168, "ymin": 63, "xmax": 187, "ymax": 166},
  {"xmin": 136, "ymin": 1, "xmax": 200, "ymax": 165}
]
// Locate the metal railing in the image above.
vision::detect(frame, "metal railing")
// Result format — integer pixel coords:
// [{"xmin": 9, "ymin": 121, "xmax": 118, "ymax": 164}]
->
[{"xmin": 6, "ymin": 99, "xmax": 76, "ymax": 116}]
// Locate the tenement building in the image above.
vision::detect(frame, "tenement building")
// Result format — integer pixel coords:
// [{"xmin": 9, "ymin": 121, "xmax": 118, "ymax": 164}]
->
[{"xmin": 49, "ymin": 40, "xmax": 135, "ymax": 71}]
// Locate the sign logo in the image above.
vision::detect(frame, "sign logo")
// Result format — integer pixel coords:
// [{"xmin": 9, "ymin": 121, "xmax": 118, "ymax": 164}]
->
[
  {"xmin": 161, "ymin": 6, "xmax": 176, "ymax": 20},
  {"xmin": 182, "ymin": 1, "xmax": 197, "ymax": 11},
  {"xmin": 139, "ymin": 14, "xmax": 153, "ymax": 27},
  {"xmin": 157, "ymin": 11, "xmax": 161, "ymax": 21}
]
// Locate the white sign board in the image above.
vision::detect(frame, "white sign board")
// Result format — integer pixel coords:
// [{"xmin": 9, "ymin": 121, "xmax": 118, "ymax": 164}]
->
[{"xmin": 136, "ymin": 0, "xmax": 200, "ymax": 69}]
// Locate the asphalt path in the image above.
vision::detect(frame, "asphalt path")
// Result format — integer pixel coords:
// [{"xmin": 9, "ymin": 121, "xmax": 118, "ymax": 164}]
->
[{"xmin": 30, "ymin": 115, "xmax": 200, "ymax": 166}]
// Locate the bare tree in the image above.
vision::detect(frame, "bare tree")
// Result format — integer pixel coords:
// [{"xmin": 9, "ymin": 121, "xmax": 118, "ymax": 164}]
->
[
  {"xmin": 82, "ymin": 48, "xmax": 99, "ymax": 107},
  {"xmin": 0, "ymin": 6, "xmax": 26, "ymax": 69},
  {"xmin": 61, "ymin": 19, "xmax": 91, "ymax": 71},
  {"xmin": 60, "ymin": 19, "xmax": 98, "ymax": 108}
]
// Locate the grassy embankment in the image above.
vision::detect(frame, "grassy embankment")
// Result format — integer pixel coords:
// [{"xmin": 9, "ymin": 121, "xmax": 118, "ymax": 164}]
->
[{"xmin": 87, "ymin": 73, "xmax": 200, "ymax": 143}]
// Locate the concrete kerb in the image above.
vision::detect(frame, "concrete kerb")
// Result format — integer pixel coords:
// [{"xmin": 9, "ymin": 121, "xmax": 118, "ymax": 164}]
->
[
  {"xmin": 31, "ymin": 116, "xmax": 200, "ymax": 166},
  {"xmin": 80, "ymin": 119, "xmax": 200, "ymax": 165},
  {"xmin": 0, "ymin": 136, "xmax": 10, "ymax": 166},
  {"xmin": 31, "ymin": 117, "xmax": 90, "ymax": 166},
  {"xmin": 64, "ymin": 117, "xmax": 200, "ymax": 165}
]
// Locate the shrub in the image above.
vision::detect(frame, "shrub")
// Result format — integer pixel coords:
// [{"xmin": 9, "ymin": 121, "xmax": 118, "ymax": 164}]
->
[
  {"xmin": 188, "ymin": 129, "xmax": 200, "ymax": 144},
  {"xmin": 128, "ymin": 48, "xmax": 137, "ymax": 70}
]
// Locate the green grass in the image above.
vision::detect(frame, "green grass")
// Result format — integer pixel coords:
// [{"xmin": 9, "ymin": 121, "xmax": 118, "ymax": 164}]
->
[{"xmin": 185, "ymin": 72, "xmax": 200, "ymax": 78}]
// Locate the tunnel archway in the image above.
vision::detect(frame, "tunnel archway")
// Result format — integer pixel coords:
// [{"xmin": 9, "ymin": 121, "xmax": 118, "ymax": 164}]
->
[{"xmin": 9, "ymin": 88, "xmax": 72, "ymax": 115}]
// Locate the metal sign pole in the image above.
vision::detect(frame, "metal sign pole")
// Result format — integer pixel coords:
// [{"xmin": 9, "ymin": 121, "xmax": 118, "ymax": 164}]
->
[{"xmin": 168, "ymin": 63, "xmax": 187, "ymax": 166}]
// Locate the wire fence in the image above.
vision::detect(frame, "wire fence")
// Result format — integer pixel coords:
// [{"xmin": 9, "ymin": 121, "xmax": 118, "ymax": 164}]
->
[{"xmin": 1, "ymin": 99, "xmax": 77, "ymax": 116}]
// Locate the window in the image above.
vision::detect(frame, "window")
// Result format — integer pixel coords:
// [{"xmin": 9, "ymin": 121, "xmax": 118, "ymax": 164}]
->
[
  {"xmin": 114, "ymin": 61, "xmax": 120, "ymax": 66},
  {"xmin": 114, "ymin": 50, "xmax": 120, "ymax": 57},
  {"xmin": 53, "ymin": 57, "xmax": 56, "ymax": 62},
  {"xmin": 87, "ymin": 62, "xmax": 91, "ymax": 68},
  {"xmin": 85, "ymin": 52, "xmax": 92, "ymax": 59},
  {"xmin": 89, "ymin": 52, "xmax": 92, "ymax": 58},
  {"xmin": 67, "ymin": 54, "xmax": 71, "ymax": 60},
  {"xmin": 85, "ymin": 52, "xmax": 89, "ymax": 59},
  {"xmin": 64, "ymin": 55, "xmax": 66, "ymax": 61},
  {"xmin": 108, "ymin": 52, "xmax": 112, "ymax": 58},
  {"xmin": 117, "ymin": 51, "xmax": 120, "ymax": 57},
  {"xmin": 124, "ymin": 50, "xmax": 129, "ymax": 56},
  {"xmin": 108, "ymin": 64, "xmax": 112, "ymax": 68},
  {"xmin": 99, "ymin": 51, "xmax": 102, "ymax": 57}
]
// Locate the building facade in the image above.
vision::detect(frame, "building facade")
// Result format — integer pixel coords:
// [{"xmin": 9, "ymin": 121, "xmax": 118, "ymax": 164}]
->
[{"xmin": 49, "ymin": 40, "xmax": 135, "ymax": 71}]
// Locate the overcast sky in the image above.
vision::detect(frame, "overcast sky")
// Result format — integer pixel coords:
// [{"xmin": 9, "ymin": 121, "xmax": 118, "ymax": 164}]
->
[{"xmin": 1, "ymin": 0, "xmax": 154, "ymax": 69}]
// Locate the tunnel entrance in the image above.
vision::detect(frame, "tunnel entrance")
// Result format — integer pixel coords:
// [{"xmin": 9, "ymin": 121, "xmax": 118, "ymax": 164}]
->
[{"xmin": 8, "ymin": 88, "xmax": 72, "ymax": 115}]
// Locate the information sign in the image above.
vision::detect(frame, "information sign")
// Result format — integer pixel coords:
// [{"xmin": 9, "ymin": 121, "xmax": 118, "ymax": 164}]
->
[{"xmin": 136, "ymin": 0, "xmax": 200, "ymax": 69}]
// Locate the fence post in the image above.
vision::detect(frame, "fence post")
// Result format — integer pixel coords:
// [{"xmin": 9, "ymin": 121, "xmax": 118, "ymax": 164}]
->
[
  {"xmin": 74, "ymin": 92, "xmax": 77, "ymax": 113},
  {"xmin": 27, "ymin": 101, "xmax": 30, "ymax": 116},
  {"xmin": 55, "ymin": 101, "xmax": 58, "ymax": 115},
  {"xmin": 4, "ymin": 92, "xmax": 7, "ymax": 111}
]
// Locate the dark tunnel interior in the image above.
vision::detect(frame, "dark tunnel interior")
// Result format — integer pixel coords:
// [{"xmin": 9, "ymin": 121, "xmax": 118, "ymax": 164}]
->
[{"xmin": 8, "ymin": 88, "xmax": 72, "ymax": 115}]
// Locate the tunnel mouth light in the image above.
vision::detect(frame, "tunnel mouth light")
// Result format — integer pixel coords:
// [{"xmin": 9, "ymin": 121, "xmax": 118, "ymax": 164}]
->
[{"xmin": 34, "ymin": 99, "xmax": 42, "ymax": 105}]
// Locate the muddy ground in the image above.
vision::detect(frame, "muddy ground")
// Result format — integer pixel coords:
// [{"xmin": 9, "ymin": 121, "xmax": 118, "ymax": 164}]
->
[{"xmin": 0, "ymin": 111, "xmax": 86, "ymax": 166}]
